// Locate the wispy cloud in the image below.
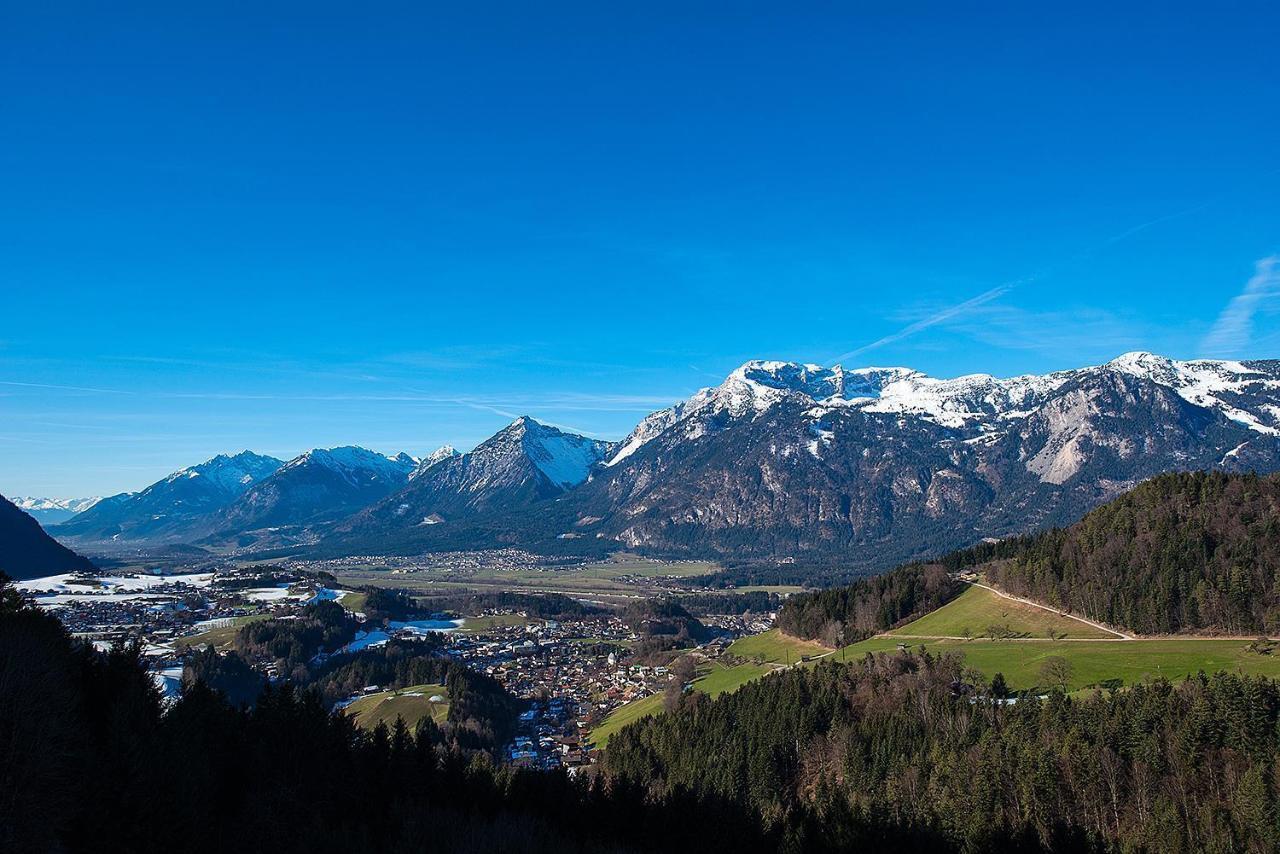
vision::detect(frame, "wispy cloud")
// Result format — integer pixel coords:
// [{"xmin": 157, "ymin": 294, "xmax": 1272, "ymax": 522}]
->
[
  {"xmin": 949, "ymin": 304, "xmax": 1153, "ymax": 364},
  {"xmin": 831, "ymin": 284, "xmax": 1014, "ymax": 364},
  {"xmin": 1201, "ymin": 256, "xmax": 1280, "ymax": 358},
  {"xmin": 0, "ymin": 380, "xmax": 133, "ymax": 395}
]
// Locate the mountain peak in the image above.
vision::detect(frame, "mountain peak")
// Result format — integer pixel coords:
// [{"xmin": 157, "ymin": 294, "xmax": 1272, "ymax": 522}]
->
[
  {"xmin": 283, "ymin": 446, "xmax": 417, "ymax": 477},
  {"xmin": 166, "ymin": 450, "xmax": 283, "ymax": 492},
  {"xmin": 423, "ymin": 445, "xmax": 459, "ymax": 465}
]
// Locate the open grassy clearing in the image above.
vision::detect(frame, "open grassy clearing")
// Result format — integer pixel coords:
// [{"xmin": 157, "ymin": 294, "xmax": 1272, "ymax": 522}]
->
[
  {"xmin": 344, "ymin": 684, "xmax": 449, "ymax": 731},
  {"xmin": 175, "ymin": 613, "xmax": 271, "ymax": 651},
  {"xmin": 337, "ymin": 590, "xmax": 368, "ymax": 613},
  {"xmin": 333, "ymin": 554, "xmax": 721, "ymax": 601},
  {"xmin": 725, "ymin": 584, "xmax": 807, "ymax": 595},
  {"xmin": 831, "ymin": 582, "xmax": 1280, "ymax": 691},
  {"xmin": 835, "ymin": 634, "xmax": 1280, "ymax": 693},
  {"xmin": 888, "ymin": 584, "xmax": 1116, "ymax": 640},
  {"xmin": 589, "ymin": 659, "xmax": 774, "ymax": 748},
  {"xmin": 726, "ymin": 629, "xmax": 831, "ymax": 664}
]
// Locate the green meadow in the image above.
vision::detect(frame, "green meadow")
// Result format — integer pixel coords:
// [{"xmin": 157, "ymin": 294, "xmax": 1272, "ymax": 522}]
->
[
  {"xmin": 887, "ymin": 584, "xmax": 1117, "ymax": 640},
  {"xmin": 343, "ymin": 683, "xmax": 450, "ymax": 731}
]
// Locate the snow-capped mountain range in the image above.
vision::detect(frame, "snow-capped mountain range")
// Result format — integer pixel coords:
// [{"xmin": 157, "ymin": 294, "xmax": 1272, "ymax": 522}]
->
[
  {"xmin": 564, "ymin": 352, "xmax": 1280, "ymax": 568},
  {"xmin": 333, "ymin": 417, "xmax": 615, "ymax": 549},
  {"xmin": 612, "ymin": 353, "xmax": 1280, "ymax": 459},
  {"xmin": 199, "ymin": 446, "xmax": 419, "ymax": 547},
  {"xmin": 54, "ymin": 451, "xmax": 284, "ymax": 543},
  {"xmin": 11, "ymin": 496, "xmax": 101, "ymax": 527},
  {"xmin": 37, "ymin": 352, "xmax": 1280, "ymax": 572}
]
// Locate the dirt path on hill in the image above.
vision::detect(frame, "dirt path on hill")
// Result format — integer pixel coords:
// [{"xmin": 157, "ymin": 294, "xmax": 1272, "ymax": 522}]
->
[{"xmin": 969, "ymin": 581, "xmax": 1135, "ymax": 639}]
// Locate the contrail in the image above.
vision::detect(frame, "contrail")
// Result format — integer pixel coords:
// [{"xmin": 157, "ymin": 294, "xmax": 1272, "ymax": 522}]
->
[
  {"xmin": 0, "ymin": 380, "xmax": 134, "ymax": 395},
  {"xmin": 830, "ymin": 193, "xmax": 1233, "ymax": 364},
  {"xmin": 831, "ymin": 284, "xmax": 1014, "ymax": 364}
]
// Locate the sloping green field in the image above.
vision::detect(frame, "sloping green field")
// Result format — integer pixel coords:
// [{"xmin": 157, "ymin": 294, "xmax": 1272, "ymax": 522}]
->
[
  {"xmin": 589, "ymin": 659, "xmax": 773, "ymax": 748},
  {"xmin": 837, "ymin": 635, "xmax": 1280, "ymax": 693},
  {"xmin": 175, "ymin": 613, "xmax": 271, "ymax": 651},
  {"xmin": 344, "ymin": 684, "xmax": 449, "ymax": 731},
  {"xmin": 726, "ymin": 628, "xmax": 831, "ymax": 663},
  {"xmin": 836, "ymin": 585, "xmax": 1280, "ymax": 692},
  {"xmin": 888, "ymin": 585, "xmax": 1116, "ymax": 639}
]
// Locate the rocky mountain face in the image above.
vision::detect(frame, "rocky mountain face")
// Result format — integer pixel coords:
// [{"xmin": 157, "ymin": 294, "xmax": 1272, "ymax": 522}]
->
[
  {"xmin": 51, "ymin": 451, "xmax": 283, "ymax": 544},
  {"xmin": 10, "ymin": 496, "xmax": 101, "ymax": 527},
  {"xmin": 559, "ymin": 354, "xmax": 1280, "ymax": 568},
  {"xmin": 334, "ymin": 417, "xmax": 614, "ymax": 549},
  {"xmin": 0, "ymin": 494, "xmax": 95, "ymax": 580},
  {"xmin": 199, "ymin": 447, "xmax": 418, "ymax": 547},
  {"xmin": 39, "ymin": 353, "xmax": 1280, "ymax": 573}
]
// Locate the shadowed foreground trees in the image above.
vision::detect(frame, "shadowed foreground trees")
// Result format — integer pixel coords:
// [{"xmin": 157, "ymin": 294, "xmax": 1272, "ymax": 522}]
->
[
  {"xmin": 9, "ymin": 567, "xmax": 1280, "ymax": 853},
  {"xmin": 0, "ymin": 574, "xmax": 773, "ymax": 854},
  {"xmin": 606, "ymin": 650, "xmax": 1280, "ymax": 853}
]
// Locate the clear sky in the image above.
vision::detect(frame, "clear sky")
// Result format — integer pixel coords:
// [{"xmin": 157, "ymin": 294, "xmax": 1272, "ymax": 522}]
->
[{"xmin": 2, "ymin": 3, "xmax": 1278, "ymax": 497}]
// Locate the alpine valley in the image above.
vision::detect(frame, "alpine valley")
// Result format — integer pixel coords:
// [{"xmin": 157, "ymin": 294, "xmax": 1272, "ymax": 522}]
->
[{"xmin": 35, "ymin": 352, "xmax": 1280, "ymax": 575}]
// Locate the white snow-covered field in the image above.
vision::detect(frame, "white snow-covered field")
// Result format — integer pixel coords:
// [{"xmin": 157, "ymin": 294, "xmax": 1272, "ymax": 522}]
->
[
  {"xmin": 151, "ymin": 666, "xmax": 185, "ymax": 699},
  {"xmin": 338, "ymin": 619, "xmax": 462, "ymax": 654},
  {"xmin": 16, "ymin": 572, "xmax": 217, "ymax": 606}
]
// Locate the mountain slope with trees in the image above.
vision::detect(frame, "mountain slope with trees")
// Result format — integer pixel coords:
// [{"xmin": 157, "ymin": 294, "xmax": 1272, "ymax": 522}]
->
[
  {"xmin": 0, "ymin": 494, "xmax": 95, "ymax": 580},
  {"xmin": 781, "ymin": 471, "xmax": 1280, "ymax": 640},
  {"xmin": 604, "ymin": 650, "xmax": 1280, "ymax": 852},
  {"xmin": 985, "ymin": 470, "xmax": 1280, "ymax": 635}
]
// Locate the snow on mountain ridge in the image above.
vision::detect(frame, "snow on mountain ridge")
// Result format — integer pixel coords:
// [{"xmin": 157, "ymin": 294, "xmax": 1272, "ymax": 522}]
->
[
  {"xmin": 411, "ymin": 445, "xmax": 461, "ymax": 478},
  {"xmin": 282, "ymin": 446, "xmax": 415, "ymax": 475},
  {"xmin": 607, "ymin": 353, "xmax": 1280, "ymax": 464},
  {"xmin": 489, "ymin": 417, "xmax": 613, "ymax": 489},
  {"xmin": 12, "ymin": 496, "xmax": 101, "ymax": 513},
  {"xmin": 163, "ymin": 451, "xmax": 283, "ymax": 495}
]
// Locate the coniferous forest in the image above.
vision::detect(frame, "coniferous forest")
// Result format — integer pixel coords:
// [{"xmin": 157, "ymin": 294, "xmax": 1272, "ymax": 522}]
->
[
  {"xmin": 0, "ymin": 575, "xmax": 770, "ymax": 854},
  {"xmin": 780, "ymin": 472, "xmax": 1280, "ymax": 642},
  {"xmin": 11, "ymin": 563, "xmax": 1280, "ymax": 853}
]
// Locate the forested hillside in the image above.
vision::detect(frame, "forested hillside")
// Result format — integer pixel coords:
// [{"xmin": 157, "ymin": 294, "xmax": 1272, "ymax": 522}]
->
[
  {"xmin": 605, "ymin": 651, "xmax": 1280, "ymax": 852},
  {"xmin": 985, "ymin": 471, "xmax": 1280, "ymax": 634},
  {"xmin": 777, "ymin": 561, "xmax": 962, "ymax": 645},
  {"xmin": 0, "ymin": 493, "xmax": 95, "ymax": 580},
  {"xmin": 782, "ymin": 471, "xmax": 1280, "ymax": 639}
]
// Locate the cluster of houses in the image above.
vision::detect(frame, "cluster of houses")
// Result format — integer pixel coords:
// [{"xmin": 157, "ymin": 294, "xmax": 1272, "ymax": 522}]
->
[
  {"xmin": 508, "ymin": 698, "xmax": 592, "ymax": 771},
  {"xmin": 26, "ymin": 564, "xmax": 774, "ymax": 770}
]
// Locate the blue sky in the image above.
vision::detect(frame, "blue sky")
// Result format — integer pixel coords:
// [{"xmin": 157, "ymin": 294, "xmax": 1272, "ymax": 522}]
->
[{"xmin": 2, "ymin": 3, "xmax": 1278, "ymax": 496}]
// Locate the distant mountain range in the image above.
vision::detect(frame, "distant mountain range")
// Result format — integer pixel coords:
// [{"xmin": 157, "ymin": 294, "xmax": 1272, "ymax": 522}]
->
[
  {"xmin": 54, "ymin": 451, "xmax": 284, "ymax": 543},
  {"xmin": 10, "ymin": 496, "xmax": 100, "ymax": 527},
  {"xmin": 36, "ymin": 352, "xmax": 1280, "ymax": 573}
]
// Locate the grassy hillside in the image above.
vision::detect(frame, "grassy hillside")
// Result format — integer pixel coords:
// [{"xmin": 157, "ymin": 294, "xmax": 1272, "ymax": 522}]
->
[
  {"xmin": 589, "ymin": 658, "xmax": 774, "ymax": 748},
  {"xmin": 838, "ymin": 634, "xmax": 1280, "ymax": 693},
  {"xmin": 827, "ymin": 584, "xmax": 1280, "ymax": 692},
  {"xmin": 725, "ymin": 628, "xmax": 831, "ymax": 663},
  {"xmin": 343, "ymin": 683, "xmax": 449, "ymax": 731},
  {"xmin": 590, "ymin": 630, "xmax": 826, "ymax": 747},
  {"xmin": 887, "ymin": 584, "xmax": 1116, "ymax": 639},
  {"xmin": 175, "ymin": 614, "xmax": 272, "ymax": 651}
]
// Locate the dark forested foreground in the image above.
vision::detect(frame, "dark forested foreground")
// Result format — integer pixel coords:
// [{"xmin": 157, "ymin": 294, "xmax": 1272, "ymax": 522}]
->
[
  {"xmin": 8, "ymin": 571, "xmax": 1280, "ymax": 853},
  {"xmin": 0, "ymin": 576, "xmax": 773, "ymax": 854},
  {"xmin": 780, "ymin": 471, "xmax": 1280, "ymax": 642},
  {"xmin": 606, "ymin": 651, "xmax": 1280, "ymax": 853}
]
